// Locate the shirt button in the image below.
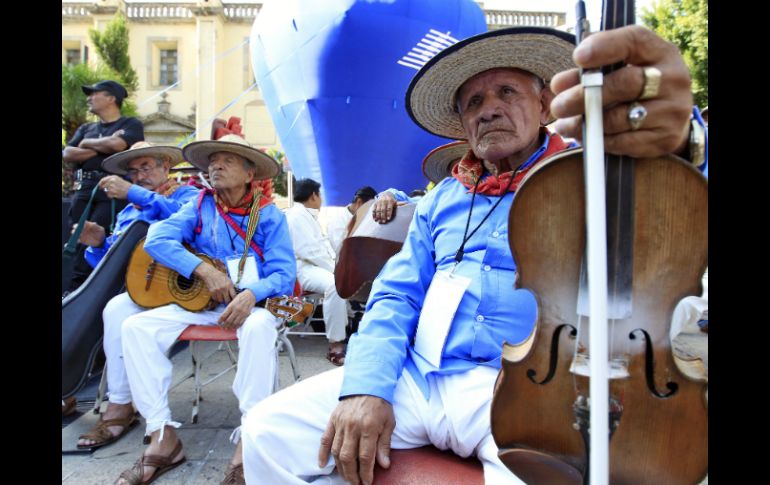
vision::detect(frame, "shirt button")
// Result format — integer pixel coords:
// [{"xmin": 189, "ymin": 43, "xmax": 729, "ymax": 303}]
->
[
  {"xmin": 476, "ymin": 315, "xmax": 484, "ymax": 322},
  {"xmin": 484, "ymin": 265, "xmax": 491, "ymax": 271},
  {"xmin": 492, "ymin": 231, "xmax": 500, "ymax": 238}
]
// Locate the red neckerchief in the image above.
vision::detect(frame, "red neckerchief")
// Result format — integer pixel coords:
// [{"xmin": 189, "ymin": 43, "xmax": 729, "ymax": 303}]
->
[
  {"xmin": 194, "ymin": 181, "xmax": 272, "ymax": 260},
  {"xmin": 452, "ymin": 130, "xmax": 569, "ymax": 196},
  {"xmin": 132, "ymin": 179, "xmax": 180, "ymax": 210}
]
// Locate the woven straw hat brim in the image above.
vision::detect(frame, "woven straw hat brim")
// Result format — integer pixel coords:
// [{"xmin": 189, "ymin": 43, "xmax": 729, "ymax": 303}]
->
[
  {"xmin": 101, "ymin": 146, "xmax": 185, "ymax": 175},
  {"xmin": 182, "ymin": 141, "xmax": 281, "ymax": 180},
  {"xmin": 406, "ymin": 27, "xmax": 576, "ymax": 140},
  {"xmin": 422, "ymin": 142, "xmax": 470, "ymax": 184}
]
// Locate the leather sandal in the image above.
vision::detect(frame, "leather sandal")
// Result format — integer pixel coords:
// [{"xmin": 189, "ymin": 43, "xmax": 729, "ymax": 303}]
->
[
  {"xmin": 220, "ymin": 462, "xmax": 245, "ymax": 485},
  {"xmin": 77, "ymin": 413, "xmax": 139, "ymax": 450},
  {"xmin": 62, "ymin": 396, "xmax": 77, "ymax": 417},
  {"xmin": 117, "ymin": 440, "xmax": 186, "ymax": 485},
  {"xmin": 326, "ymin": 348, "xmax": 346, "ymax": 366}
]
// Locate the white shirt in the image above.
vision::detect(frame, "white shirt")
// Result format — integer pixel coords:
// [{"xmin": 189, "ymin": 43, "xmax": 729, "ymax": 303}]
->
[
  {"xmin": 285, "ymin": 204, "xmax": 336, "ymax": 273},
  {"xmin": 326, "ymin": 206, "xmax": 354, "ymax": 255}
]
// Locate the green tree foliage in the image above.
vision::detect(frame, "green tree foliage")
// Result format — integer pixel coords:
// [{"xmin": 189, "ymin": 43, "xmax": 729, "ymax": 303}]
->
[
  {"xmin": 263, "ymin": 148, "xmax": 289, "ymax": 197},
  {"xmin": 89, "ymin": 12, "xmax": 139, "ymax": 93},
  {"xmin": 641, "ymin": 0, "xmax": 708, "ymax": 108}
]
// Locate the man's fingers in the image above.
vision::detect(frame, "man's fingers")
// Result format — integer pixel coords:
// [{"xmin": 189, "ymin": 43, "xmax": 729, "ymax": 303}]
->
[
  {"xmin": 375, "ymin": 422, "xmax": 394, "ymax": 470},
  {"xmin": 357, "ymin": 431, "xmax": 379, "ymax": 485},
  {"xmin": 337, "ymin": 432, "xmax": 361, "ymax": 485},
  {"xmin": 318, "ymin": 422, "xmax": 335, "ymax": 468},
  {"xmin": 573, "ymin": 25, "xmax": 672, "ymax": 70}
]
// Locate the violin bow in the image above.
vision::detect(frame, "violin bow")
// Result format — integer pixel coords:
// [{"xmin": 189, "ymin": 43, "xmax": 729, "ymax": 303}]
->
[{"xmin": 576, "ymin": 1, "xmax": 611, "ymax": 484}]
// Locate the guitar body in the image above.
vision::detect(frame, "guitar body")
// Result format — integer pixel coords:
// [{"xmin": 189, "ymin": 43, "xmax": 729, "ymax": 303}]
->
[{"xmin": 125, "ymin": 238, "xmax": 216, "ymax": 312}]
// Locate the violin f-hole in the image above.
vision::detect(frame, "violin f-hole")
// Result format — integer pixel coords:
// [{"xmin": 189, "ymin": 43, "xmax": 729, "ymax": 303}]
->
[
  {"xmin": 527, "ymin": 324, "xmax": 577, "ymax": 385},
  {"xmin": 630, "ymin": 328, "xmax": 679, "ymax": 398}
]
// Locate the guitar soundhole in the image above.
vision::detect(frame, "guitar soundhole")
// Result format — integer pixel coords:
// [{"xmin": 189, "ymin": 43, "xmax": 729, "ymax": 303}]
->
[
  {"xmin": 169, "ymin": 274, "xmax": 202, "ymax": 301},
  {"xmin": 176, "ymin": 274, "xmax": 194, "ymax": 291}
]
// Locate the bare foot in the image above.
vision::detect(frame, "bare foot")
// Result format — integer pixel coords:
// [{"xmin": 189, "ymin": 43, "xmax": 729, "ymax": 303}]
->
[{"xmin": 77, "ymin": 402, "xmax": 135, "ymax": 447}]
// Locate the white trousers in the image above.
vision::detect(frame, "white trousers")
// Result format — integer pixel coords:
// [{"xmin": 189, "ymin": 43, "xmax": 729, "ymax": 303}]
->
[
  {"xmin": 297, "ymin": 265, "xmax": 347, "ymax": 342},
  {"xmin": 104, "ymin": 292, "xmax": 277, "ymax": 436},
  {"xmin": 241, "ymin": 365, "xmax": 524, "ymax": 484}
]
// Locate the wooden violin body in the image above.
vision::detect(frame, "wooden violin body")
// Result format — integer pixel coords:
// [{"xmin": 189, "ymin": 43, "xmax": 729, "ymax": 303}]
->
[{"xmin": 490, "ymin": 149, "xmax": 708, "ymax": 484}]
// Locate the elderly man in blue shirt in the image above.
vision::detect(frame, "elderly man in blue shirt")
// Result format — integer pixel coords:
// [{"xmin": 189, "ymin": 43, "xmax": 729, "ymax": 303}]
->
[
  {"xmin": 108, "ymin": 134, "xmax": 295, "ymax": 485},
  {"xmin": 75, "ymin": 142, "xmax": 197, "ymax": 446},
  {"xmin": 240, "ymin": 26, "xmax": 707, "ymax": 485}
]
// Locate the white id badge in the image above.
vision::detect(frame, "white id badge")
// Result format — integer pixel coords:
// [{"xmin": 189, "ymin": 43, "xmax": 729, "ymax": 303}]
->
[
  {"xmin": 226, "ymin": 255, "xmax": 260, "ymax": 290},
  {"xmin": 413, "ymin": 270, "xmax": 471, "ymax": 368}
]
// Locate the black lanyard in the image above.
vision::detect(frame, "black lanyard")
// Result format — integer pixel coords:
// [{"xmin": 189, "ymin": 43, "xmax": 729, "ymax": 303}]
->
[
  {"xmin": 224, "ymin": 213, "xmax": 247, "ymax": 251},
  {"xmin": 454, "ymin": 172, "xmax": 516, "ymax": 264}
]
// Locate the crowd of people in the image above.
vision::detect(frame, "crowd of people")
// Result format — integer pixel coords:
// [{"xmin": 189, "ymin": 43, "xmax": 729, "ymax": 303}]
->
[{"xmin": 63, "ymin": 22, "xmax": 707, "ymax": 485}]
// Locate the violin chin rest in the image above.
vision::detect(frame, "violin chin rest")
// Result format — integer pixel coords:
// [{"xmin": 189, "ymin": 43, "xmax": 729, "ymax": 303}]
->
[{"xmin": 498, "ymin": 448, "xmax": 583, "ymax": 485}]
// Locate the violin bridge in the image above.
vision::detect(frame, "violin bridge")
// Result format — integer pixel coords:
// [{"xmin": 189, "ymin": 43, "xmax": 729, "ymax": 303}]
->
[{"xmin": 570, "ymin": 353, "xmax": 630, "ymax": 379}]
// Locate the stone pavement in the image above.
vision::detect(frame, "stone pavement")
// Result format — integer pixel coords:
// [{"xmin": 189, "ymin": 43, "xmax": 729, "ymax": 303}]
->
[{"xmin": 62, "ymin": 333, "xmax": 336, "ymax": 484}]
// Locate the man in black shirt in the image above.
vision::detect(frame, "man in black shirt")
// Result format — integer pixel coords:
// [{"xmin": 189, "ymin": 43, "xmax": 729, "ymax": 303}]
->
[{"xmin": 62, "ymin": 80, "xmax": 144, "ymax": 293}]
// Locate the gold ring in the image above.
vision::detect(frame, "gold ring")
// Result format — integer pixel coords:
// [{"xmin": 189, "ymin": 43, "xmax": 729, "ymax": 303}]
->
[{"xmin": 639, "ymin": 66, "xmax": 662, "ymax": 100}]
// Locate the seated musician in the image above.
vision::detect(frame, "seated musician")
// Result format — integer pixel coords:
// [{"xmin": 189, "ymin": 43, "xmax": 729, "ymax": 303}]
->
[
  {"xmin": 285, "ymin": 178, "xmax": 351, "ymax": 366},
  {"xmin": 238, "ymin": 25, "xmax": 707, "ymax": 484},
  {"xmin": 105, "ymin": 134, "xmax": 294, "ymax": 485},
  {"xmin": 75, "ymin": 141, "xmax": 198, "ymax": 268},
  {"xmin": 75, "ymin": 142, "xmax": 197, "ymax": 444}
]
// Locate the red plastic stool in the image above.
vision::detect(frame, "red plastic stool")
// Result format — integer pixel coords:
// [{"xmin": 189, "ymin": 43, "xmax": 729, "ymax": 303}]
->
[{"xmin": 373, "ymin": 446, "xmax": 484, "ymax": 485}]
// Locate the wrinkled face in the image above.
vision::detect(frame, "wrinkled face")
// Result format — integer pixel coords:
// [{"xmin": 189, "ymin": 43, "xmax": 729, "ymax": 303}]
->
[
  {"xmin": 208, "ymin": 151, "xmax": 254, "ymax": 191},
  {"xmin": 126, "ymin": 155, "xmax": 169, "ymax": 191},
  {"xmin": 456, "ymin": 68, "xmax": 549, "ymax": 163},
  {"xmin": 86, "ymin": 90, "xmax": 115, "ymax": 114}
]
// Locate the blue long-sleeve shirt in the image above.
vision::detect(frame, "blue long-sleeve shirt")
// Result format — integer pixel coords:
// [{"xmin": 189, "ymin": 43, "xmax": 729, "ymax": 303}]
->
[
  {"xmin": 144, "ymin": 195, "xmax": 296, "ymax": 303},
  {"xmin": 85, "ymin": 184, "xmax": 199, "ymax": 268},
  {"xmin": 341, "ymin": 121, "xmax": 707, "ymax": 403}
]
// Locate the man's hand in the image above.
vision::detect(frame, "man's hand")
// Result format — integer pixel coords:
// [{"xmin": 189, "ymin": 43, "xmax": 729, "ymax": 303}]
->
[
  {"xmin": 318, "ymin": 395, "xmax": 396, "ymax": 485},
  {"xmin": 194, "ymin": 262, "xmax": 236, "ymax": 304},
  {"xmin": 75, "ymin": 221, "xmax": 106, "ymax": 247},
  {"xmin": 371, "ymin": 193, "xmax": 406, "ymax": 224},
  {"xmin": 549, "ymin": 25, "xmax": 693, "ymax": 158},
  {"xmin": 218, "ymin": 290, "xmax": 256, "ymax": 329},
  {"xmin": 99, "ymin": 175, "xmax": 133, "ymax": 200}
]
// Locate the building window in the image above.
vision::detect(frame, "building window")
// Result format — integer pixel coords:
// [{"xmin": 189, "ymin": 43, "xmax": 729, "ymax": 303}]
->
[
  {"xmin": 65, "ymin": 49, "xmax": 81, "ymax": 65},
  {"xmin": 148, "ymin": 39, "xmax": 180, "ymax": 89},
  {"xmin": 159, "ymin": 49, "xmax": 178, "ymax": 86}
]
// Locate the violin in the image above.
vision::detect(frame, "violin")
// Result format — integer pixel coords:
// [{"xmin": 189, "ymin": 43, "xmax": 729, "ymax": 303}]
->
[{"xmin": 489, "ymin": 1, "xmax": 708, "ymax": 483}]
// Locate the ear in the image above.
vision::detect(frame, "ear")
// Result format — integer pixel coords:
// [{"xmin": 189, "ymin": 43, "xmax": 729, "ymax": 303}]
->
[{"xmin": 539, "ymin": 85, "xmax": 556, "ymax": 126}]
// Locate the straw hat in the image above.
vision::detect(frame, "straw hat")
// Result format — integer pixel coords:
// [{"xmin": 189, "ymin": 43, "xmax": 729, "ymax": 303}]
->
[
  {"xmin": 406, "ymin": 27, "xmax": 576, "ymax": 140},
  {"xmin": 182, "ymin": 134, "xmax": 281, "ymax": 180},
  {"xmin": 422, "ymin": 141, "xmax": 469, "ymax": 184},
  {"xmin": 101, "ymin": 141, "xmax": 184, "ymax": 176}
]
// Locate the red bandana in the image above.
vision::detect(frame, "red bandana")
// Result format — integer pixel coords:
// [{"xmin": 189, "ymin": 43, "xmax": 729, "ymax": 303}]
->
[
  {"xmin": 194, "ymin": 180, "xmax": 273, "ymax": 233},
  {"xmin": 452, "ymin": 130, "xmax": 570, "ymax": 196}
]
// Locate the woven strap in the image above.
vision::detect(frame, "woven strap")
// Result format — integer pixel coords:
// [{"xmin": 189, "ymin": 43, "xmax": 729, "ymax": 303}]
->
[{"xmin": 64, "ymin": 185, "xmax": 118, "ymax": 256}]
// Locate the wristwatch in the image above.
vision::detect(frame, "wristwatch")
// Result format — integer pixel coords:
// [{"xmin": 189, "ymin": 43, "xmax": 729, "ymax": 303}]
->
[{"xmin": 688, "ymin": 117, "xmax": 706, "ymax": 169}]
